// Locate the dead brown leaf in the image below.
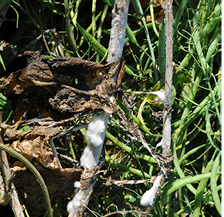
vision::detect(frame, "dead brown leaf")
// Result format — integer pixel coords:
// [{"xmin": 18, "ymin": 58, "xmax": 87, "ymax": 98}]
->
[
  {"xmin": 3, "ymin": 51, "xmax": 124, "ymax": 115},
  {"xmin": 1, "ymin": 51, "xmax": 126, "ymax": 215},
  {"xmin": 2, "ymin": 123, "xmax": 62, "ymax": 169}
]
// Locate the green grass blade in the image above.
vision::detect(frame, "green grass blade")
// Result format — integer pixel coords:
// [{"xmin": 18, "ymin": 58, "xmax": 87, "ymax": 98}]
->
[
  {"xmin": 105, "ymin": 155, "xmax": 150, "ymax": 178},
  {"xmin": 173, "ymin": 0, "xmax": 189, "ymax": 32},
  {"xmin": 178, "ymin": 144, "xmax": 207, "ymax": 166},
  {"xmin": 77, "ymin": 23, "xmax": 108, "ymax": 58},
  {"xmin": 210, "ymin": 152, "xmax": 221, "ymax": 215},
  {"xmin": 192, "ymin": 156, "xmax": 214, "ymax": 217},
  {"xmin": 106, "ymin": 131, "xmax": 156, "ymax": 164},
  {"xmin": 200, "ymin": 4, "xmax": 221, "ymax": 38},
  {"xmin": 64, "ymin": 0, "xmax": 80, "ymax": 57},
  {"xmin": 161, "ymin": 172, "xmax": 214, "ymax": 204},
  {"xmin": 205, "ymin": 106, "xmax": 220, "ymax": 151},
  {"xmin": 149, "ymin": 0, "xmax": 159, "ymax": 38},
  {"xmin": 0, "ymin": 54, "xmax": 6, "ymax": 71},
  {"xmin": 131, "ymin": 0, "xmax": 158, "ymax": 81}
]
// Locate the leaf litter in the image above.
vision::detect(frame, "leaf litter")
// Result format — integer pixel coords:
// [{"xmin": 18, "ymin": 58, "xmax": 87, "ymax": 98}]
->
[
  {"xmin": 1, "ymin": 50, "xmax": 172, "ymax": 214},
  {"xmin": 1, "ymin": 51, "xmax": 125, "ymax": 214}
]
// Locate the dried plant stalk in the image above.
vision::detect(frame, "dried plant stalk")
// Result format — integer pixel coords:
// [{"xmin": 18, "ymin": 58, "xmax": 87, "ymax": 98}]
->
[
  {"xmin": 140, "ymin": 0, "xmax": 173, "ymax": 210},
  {"xmin": 0, "ymin": 151, "xmax": 25, "ymax": 217},
  {"xmin": 162, "ymin": 0, "xmax": 173, "ymax": 156},
  {"xmin": 107, "ymin": 0, "xmax": 130, "ymax": 63},
  {"xmin": 68, "ymin": 1, "xmax": 130, "ymax": 216}
]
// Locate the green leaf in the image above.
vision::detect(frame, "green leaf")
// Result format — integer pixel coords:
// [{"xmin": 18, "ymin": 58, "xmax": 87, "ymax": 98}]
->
[
  {"xmin": 0, "ymin": 54, "xmax": 6, "ymax": 71},
  {"xmin": 77, "ymin": 23, "xmax": 108, "ymax": 58}
]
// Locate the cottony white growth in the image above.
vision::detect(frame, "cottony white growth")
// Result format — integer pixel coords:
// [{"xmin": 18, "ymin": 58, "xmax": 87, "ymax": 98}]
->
[
  {"xmin": 156, "ymin": 138, "xmax": 163, "ymax": 148},
  {"xmin": 74, "ymin": 181, "xmax": 81, "ymax": 188},
  {"xmin": 67, "ymin": 112, "xmax": 108, "ymax": 214},
  {"xmin": 140, "ymin": 173, "xmax": 164, "ymax": 206},
  {"xmin": 80, "ymin": 112, "xmax": 108, "ymax": 170},
  {"xmin": 148, "ymin": 91, "xmax": 165, "ymax": 104},
  {"xmin": 80, "ymin": 143, "xmax": 103, "ymax": 169},
  {"xmin": 67, "ymin": 190, "xmax": 83, "ymax": 213},
  {"xmin": 86, "ymin": 112, "xmax": 108, "ymax": 147}
]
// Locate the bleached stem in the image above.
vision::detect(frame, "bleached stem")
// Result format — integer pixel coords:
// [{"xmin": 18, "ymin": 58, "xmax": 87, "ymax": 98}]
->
[
  {"xmin": 67, "ymin": 1, "xmax": 130, "ymax": 216},
  {"xmin": 107, "ymin": 0, "xmax": 130, "ymax": 63},
  {"xmin": 141, "ymin": 0, "xmax": 173, "ymax": 210},
  {"xmin": 162, "ymin": 0, "xmax": 173, "ymax": 155}
]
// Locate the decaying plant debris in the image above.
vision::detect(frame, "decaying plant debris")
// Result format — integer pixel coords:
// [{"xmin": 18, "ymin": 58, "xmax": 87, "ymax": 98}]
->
[
  {"xmin": 0, "ymin": 51, "xmax": 126, "ymax": 214},
  {"xmin": 0, "ymin": 47, "xmax": 172, "ymax": 215},
  {"xmin": 0, "ymin": 45, "xmax": 173, "ymax": 214},
  {"xmin": 3, "ymin": 51, "xmax": 124, "ymax": 115},
  {"xmin": 0, "ymin": 0, "xmax": 174, "ymax": 213}
]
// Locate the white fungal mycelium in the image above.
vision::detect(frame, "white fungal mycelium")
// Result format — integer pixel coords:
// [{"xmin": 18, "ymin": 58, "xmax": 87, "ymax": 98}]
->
[
  {"xmin": 140, "ymin": 173, "xmax": 164, "ymax": 207},
  {"xmin": 148, "ymin": 91, "xmax": 165, "ymax": 104},
  {"xmin": 74, "ymin": 181, "xmax": 81, "ymax": 188},
  {"xmin": 156, "ymin": 138, "xmax": 163, "ymax": 148},
  {"xmin": 80, "ymin": 112, "xmax": 108, "ymax": 170},
  {"xmin": 67, "ymin": 112, "xmax": 108, "ymax": 213},
  {"xmin": 67, "ymin": 189, "xmax": 83, "ymax": 213}
]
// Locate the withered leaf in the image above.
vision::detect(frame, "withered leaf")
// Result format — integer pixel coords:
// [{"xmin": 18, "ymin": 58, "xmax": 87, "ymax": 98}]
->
[
  {"xmin": 3, "ymin": 123, "xmax": 62, "ymax": 170},
  {"xmin": 1, "ymin": 51, "xmax": 126, "ymax": 215},
  {"xmin": 3, "ymin": 51, "xmax": 124, "ymax": 114}
]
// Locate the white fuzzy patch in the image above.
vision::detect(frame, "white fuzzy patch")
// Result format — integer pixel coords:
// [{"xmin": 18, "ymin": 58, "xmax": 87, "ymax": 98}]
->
[
  {"xmin": 74, "ymin": 181, "xmax": 81, "ymax": 188},
  {"xmin": 68, "ymin": 112, "xmax": 108, "ymax": 213},
  {"xmin": 148, "ymin": 91, "xmax": 165, "ymax": 104},
  {"xmin": 140, "ymin": 173, "xmax": 164, "ymax": 206},
  {"xmin": 156, "ymin": 139, "xmax": 163, "ymax": 148},
  {"xmin": 80, "ymin": 112, "xmax": 108, "ymax": 170},
  {"xmin": 80, "ymin": 144, "xmax": 103, "ymax": 169},
  {"xmin": 67, "ymin": 191, "xmax": 83, "ymax": 213},
  {"xmin": 67, "ymin": 200, "xmax": 73, "ymax": 213},
  {"xmin": 86, "ymin": 113, "xmax": 108, "ymax": 147}
]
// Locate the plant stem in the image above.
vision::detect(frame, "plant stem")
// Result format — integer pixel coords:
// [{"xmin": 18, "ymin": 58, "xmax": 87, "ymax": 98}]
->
[{"xmin": 0, "ymin": 143, "xmax": 52, "ymax": 217}]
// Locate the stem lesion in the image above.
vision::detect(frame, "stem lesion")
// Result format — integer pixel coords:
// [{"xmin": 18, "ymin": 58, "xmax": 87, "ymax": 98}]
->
[{"xmin": 140, "ymin": 0, "xmax": 174, "ymax": 209}]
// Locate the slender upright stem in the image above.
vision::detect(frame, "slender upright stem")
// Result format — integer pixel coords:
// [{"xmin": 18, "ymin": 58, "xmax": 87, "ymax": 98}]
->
[
  {"xmin": 162, "ymin": 0, "xmax": 173, "ymax": 156},
  {"xmin": 107, "ymin": 0, "xmax": 130, "ymax": 64},
  {"xmin": 140, "ymin": 0, "xmax": 174, "ymax": 210},
  {"xmin": 68, "ymin": 1, "xmax": 130, "ymax": 216}
]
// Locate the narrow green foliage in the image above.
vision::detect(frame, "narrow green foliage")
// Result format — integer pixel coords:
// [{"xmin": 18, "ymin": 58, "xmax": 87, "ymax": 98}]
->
[
  {"xmin": 210, "ymin": 152, "xmax": 221, "ymax": 215},
  {"xmin": 0, "ymin": 0, "xmax": 221, "ymax": 216},
  {"xmin": 77, "ymin": 23, "xmax": 108, "ymax": 58}
]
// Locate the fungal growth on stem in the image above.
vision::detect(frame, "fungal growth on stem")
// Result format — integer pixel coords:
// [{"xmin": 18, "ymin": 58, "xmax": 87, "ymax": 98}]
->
[
  {"xmin": 80, "ymin": 112, "xmax": 108, "ymax": 170},
  {"xmin": 67, "ymin": 1, "xmax": 130, "ymax": 215},
  {"xmin": 140, "ymin": 0, "xmax": 174, "ymax": 210}
]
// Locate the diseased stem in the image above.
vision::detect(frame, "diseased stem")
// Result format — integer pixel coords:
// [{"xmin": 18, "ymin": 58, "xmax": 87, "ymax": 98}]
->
[
  {"xmin": 107, "ymin": 0, "xmax": 130, "ymax": 64},
  {"xmin": 68, "ymin": 1, "xmax": 130, "ymax": 216},
  {"xmin": 162, "ymin": 0, "xmax": 173, "ymax": 156},
  {"xmin": 140, "ymin": 0, "xmax": 173, "ymax": 209}
]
